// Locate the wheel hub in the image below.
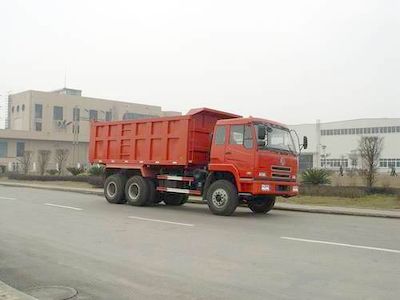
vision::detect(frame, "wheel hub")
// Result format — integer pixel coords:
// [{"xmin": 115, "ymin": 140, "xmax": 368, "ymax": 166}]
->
[
  {"xmin": 212, "ymin": 188, "xmax": 228, "ymax": 208},
  {"xmin": 128, "ymin": 183, "xmax": 140, "ymax": 200},
  {"xmin": 106, "ymin": 182, "xmax": 117, "ymax": 197}
]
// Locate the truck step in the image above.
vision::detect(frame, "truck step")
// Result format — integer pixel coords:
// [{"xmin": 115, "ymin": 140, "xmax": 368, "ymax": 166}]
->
[
  {"xmin": 157, "ymin": 175, "xmax": 194, "ymax": 182},
  {"xmin": 157, "ymin": 187, "xmax": 201, "ymax": 196}
]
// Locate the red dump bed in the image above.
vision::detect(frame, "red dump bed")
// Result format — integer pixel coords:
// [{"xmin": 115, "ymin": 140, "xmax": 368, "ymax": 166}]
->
[{"xmin": 89, "ymin": 108, "xmax": 240, "ymax": 167}]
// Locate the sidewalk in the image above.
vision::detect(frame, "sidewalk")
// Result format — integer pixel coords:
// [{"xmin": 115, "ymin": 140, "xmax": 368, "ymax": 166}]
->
[
  {"xmin": 1, "ymin": 180, "xmax": 399, "ymax": 219},
  {"xmin": 0, "ymin": 280, "xmax": 37, "ymax": 300}
]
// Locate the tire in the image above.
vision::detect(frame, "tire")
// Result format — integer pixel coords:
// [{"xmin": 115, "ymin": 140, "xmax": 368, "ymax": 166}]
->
[
  {"xmin": 147, "ymin": 179, "xmax": 161, "ymax": 206},
  {"xmin": 125, "ymin": 176, "xmax": 150, "ymax": 206},
  {"xmin": 206, "ymin": 180, "xmax": 239, "ymax": 216},
  {"xmin": 248, "ymin": 196, "xmax": 276, "ymax": 214},
  {"xmin": 163, "ymin": 194, "xmax": 188, "ymax": 206},
  {"xmin": 104, "ymin": 174, "xmax": 127, "ymax": 204}
]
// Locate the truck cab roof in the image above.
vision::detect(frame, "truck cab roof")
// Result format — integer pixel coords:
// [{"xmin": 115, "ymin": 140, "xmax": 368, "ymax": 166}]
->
[{"xmin": 216, "ymin": 117, "xmax": 287, "ymax": 128}]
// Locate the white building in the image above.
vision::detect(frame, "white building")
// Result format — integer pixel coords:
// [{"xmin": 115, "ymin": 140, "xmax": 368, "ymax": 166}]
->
[{"xmin": 290, "ymin": 118, "xmax": 400, "ymax": 172}]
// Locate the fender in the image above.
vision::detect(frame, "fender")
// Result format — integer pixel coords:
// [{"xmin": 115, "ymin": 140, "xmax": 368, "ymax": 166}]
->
[
  {"xmin": 105, "ymin": 164, "xmax": 155, "ymax": 178},
  {"xmin": 207, "ymin": 163, "xmax": 242, "ymax": 191}
]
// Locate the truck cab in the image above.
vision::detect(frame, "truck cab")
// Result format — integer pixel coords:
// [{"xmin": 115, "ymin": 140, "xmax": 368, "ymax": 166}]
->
[{"xmin": 204, "ymin": 117, "xmax": 307, "ymax": 215}]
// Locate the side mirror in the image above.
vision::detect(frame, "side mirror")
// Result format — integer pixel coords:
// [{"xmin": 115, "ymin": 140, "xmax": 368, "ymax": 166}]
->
[
  {"xmin": 303, "ymin": 136, "xmax": 308, "ymax": 150},
  {"xmin": 257, "ymin": 126, "xmax": 266, "ymax": 140}
]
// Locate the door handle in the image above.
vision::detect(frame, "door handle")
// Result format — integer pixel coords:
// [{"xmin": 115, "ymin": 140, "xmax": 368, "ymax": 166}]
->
[{"xmin": 225, "ymin": 151, "xmax": 232, "ymax": 155}]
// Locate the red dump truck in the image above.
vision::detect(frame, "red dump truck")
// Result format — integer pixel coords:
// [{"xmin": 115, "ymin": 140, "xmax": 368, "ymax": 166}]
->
[{"xmin": 89, "ymin": 108, "xmax": 307, "ymax": 216}]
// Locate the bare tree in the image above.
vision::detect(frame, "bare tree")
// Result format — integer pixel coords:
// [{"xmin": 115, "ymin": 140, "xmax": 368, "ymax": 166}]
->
[
  {"xmin": 54, "ymin": 149, "xmax": 69, "ymax": 175},
  {"xmin": 358, "ymin": 136, "xmax": 383, "ymax": 189},
  {"xmin": 17, "ymin": 150, "xmax": 33, "ymax": 175},
  {"xmin": 37, "ymin": 150, "xmax": 51, "ymax": 175}
]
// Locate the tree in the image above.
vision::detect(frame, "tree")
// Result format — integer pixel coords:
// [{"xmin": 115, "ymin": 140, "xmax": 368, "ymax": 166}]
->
[
  {"xmin": 37, "ymin": 150, "xmax": 51, "ymax": 175},
  {"xmin": 17, "ymin": 150, "xmax": 33, "ymax": 175},
  {"xmin": 358, "ymin": 136, "xmax": 383, "ymax": 189},
  {"xmin": 54, "ymin": 149, "xmax": 69, "ymax": 175}
]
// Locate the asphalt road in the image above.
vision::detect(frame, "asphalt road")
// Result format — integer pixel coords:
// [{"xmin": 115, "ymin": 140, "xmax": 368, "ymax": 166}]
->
[{"xmin": 0, "ymin": 186, "xmax": 399, "ymax": 300}]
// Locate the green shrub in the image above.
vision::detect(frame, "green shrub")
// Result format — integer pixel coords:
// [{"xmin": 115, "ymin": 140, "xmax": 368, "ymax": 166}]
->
[
  {"xmin": 88, "ymin": 165, "xmax": 105, "ymax": 176},
  {"xmin": 302, "ymin": 168, "xmax": 331, "ymax": 185},
  {"xmin": 47, "ymin": 169, "xmax": 58, "ymax": 175},
  {"xmin": 67, "ymin": 167, "xmax": 85, "ymax": 176}
]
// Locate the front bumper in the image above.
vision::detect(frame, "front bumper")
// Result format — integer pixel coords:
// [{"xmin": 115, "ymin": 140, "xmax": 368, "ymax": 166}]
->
[{"xmin": 239, "ymin": 178, "xmax": 299, "ymax": 197}]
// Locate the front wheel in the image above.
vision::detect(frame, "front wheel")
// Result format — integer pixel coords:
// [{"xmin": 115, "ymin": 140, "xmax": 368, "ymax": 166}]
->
[
  {"xmin": 248, "ymin": 196, "xmax": 276, "ymax": 214},
  {"xmin": 206, "ymin": 180, "xmax": 238, "ymax": 216}
]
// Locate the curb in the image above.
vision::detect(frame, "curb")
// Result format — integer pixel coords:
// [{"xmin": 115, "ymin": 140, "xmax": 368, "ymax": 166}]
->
[
  {"xmin": 0, "ymin": 181, "xmax": 103, "ymax": 196},
  {"xmin": 271, "ymin": 204, "xmax": 400, "ymax": 219},
  {"xmin": 1, "ymin": 181, "xmax": 399, "ymax": 219},
  {"xmin": 0, "ymin": 280, "xmax": 37, "ymax": 300}
]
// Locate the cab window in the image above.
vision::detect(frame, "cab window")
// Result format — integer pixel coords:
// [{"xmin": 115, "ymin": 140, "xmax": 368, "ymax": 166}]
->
[
  {"xmin": 214, "ymin": 125, "xmax": 226, "ymax": 145},
  {"xmin": 230, "ymin": 125, "xmax": 253, "ymax": 149}
]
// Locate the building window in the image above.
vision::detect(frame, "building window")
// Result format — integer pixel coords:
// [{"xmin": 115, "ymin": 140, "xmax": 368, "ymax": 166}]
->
[
  {"xmin": 53, "ymin": 106, "xmax": 63, "ymax": 120},
  {"xmin": 16, "ymin": 142, "xmax": 25, "ymax": 157},
  {"xmin": 89, "ymin": 110, "xmax": 98, "ymax": 121},
  {"xmin": 380, "ymin": 158, "xmax": 400, "ymax": 168},
  {"xmin": 321, "ymin": 126, "xmax": 399, "ymax": 136},
  {"xmin": 35, "ymin": 104, "xmax": 43, "ymax": 119},
  {"xmin": 73, "ymin": 107, "xmax": 80, "ymax": 121},
  {"xmin": 16, "ymin": 105, "xmax": 20, "ymax": 112},
  {"xmin": 0, "ymin": 140, "xmax": 7, "ymax": 158},
  {"xmin": 22, "ymin": 104, "xmax": 25, "ymax": 111},
  {"xmin": 105, "ymin": 111, "xmax": 112, "ymax": 121},
  {"xmin": 214, "ymin": 126, "xmax": 226, "ymax": 145},
  {"xmin": 12, "ymin": 106, "xmax": 14, "ymax": 113},
  {"xmin": 122, "ymin": 112, "xmax": 156, "ymax": 120},
  {"xmin": 35, "ymin": 122, "xmax": 42, "ymax": 131},
  {"xmin": 321, "ymin": 159, "xmax": 348, "ymax": 168}
]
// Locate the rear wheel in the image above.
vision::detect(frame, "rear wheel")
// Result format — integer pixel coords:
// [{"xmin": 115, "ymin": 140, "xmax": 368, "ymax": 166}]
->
[
  {"xmin": 206, "ymin": 180, "xmax": 238, "ymax": 216},
  {"xmin": 125, "ymin": 176, "xmax": 150, "ymax": 206},
  {"xmin": 163, "ymin": 194, "xmax": 188, "ymax": 206},
  {"xmin": 248, "ymin": 196, "xmax": 276, "ymax": 214},
  {"xmin": 104, "ymin": 174, "xmax": 127, "ymax": 204}
]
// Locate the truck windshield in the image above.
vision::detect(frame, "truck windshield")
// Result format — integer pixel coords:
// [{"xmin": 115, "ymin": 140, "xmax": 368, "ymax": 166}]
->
[{"xmin": 256, "ymin": 124, "xmax": 297, "ymax": 155}]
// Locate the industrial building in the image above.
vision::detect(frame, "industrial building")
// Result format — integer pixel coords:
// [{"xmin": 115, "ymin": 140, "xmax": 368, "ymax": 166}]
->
[
  {"xmin": 290, "ymin": 118, "xmax": 400, "ymax": 172},
  {"xmin": 0, "ymin": 88, "xmax": 180, "ymax": 172}
]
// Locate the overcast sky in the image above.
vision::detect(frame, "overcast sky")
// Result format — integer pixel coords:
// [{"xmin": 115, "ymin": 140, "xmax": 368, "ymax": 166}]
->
[{"xmin": 0, "ymin": 0, "xmax": 399, "ymax": 124}]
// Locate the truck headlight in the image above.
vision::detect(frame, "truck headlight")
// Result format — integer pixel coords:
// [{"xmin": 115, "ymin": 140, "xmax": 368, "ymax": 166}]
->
[{"xmin": 293, "ymin": 186, "xmax": 299, "ymax": 192}]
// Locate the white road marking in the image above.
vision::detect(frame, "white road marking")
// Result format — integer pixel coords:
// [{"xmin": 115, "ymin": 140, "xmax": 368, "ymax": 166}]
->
[
  {"xmin": 44, "ymin": 203, "xmax": 83, "ymax": 211},
  {"xmin": 281, "ymin": 237, "xmax": 400, "ymax": 254},
  {"xmin": 128, "ymin": 216, "xmax": 194, "ymax": 227},
  {"xmin": 0, "ymin": 196, "xmax": 16, "ymax": 200}
]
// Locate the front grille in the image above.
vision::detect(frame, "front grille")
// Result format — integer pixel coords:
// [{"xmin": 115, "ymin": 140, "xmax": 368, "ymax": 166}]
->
[
  {"xmin": 271, "ymin": 165, "xmax": 291, "ymax": 172},
  {"xmin": 271, "ymin": 173, "xmax": 291, "ymax": 179},
  {"xmin": 271, "ymin": 165, "xmax": 292, "ymax": 180}
]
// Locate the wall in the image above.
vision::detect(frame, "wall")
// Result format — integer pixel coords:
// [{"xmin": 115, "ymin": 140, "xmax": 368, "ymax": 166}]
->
[{"xmin": 0, "ymin": 137, "xmax": 88, "ymax": 173}]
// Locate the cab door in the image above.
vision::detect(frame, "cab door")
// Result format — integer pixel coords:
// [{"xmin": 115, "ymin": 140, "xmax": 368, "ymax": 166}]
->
[
  {"xmin": 224, "ymin": 124, "xmax": 255, "ymax": 178},
  {"xmin": 210, "ymin": 125, "xmax": 227, "ymax": 164}
]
